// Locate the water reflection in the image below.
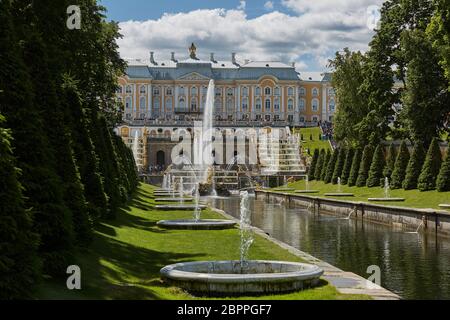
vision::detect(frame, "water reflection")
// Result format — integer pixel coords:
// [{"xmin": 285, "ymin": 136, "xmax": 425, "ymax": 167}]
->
[{"xmin": 207, "ymin": 196, "xmax": 450, "ymax": 300}]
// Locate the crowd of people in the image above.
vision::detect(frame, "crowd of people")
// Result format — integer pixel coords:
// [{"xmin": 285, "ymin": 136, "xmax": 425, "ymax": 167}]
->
[{"xmin": 148, "ymin": 164, "xmax": 166, "ymax": 175}]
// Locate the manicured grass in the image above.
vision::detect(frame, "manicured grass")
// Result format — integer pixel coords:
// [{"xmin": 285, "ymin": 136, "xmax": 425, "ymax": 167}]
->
[
  {"xmin": 35, "ymin": 183, "xmax": 368, "ymax": 300},
  {"xmin": 279, "ymin": 179, "xmax": 450, "ymax": 209},
  {"xmin": 293, "ymin": 127, "xmax": 331, "ymax": 155}
]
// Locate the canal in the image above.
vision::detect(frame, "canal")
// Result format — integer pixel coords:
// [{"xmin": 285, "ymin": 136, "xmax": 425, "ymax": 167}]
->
[{"xmin": 207, "ymin": 195, "xmax": 450, "ymax": 300}]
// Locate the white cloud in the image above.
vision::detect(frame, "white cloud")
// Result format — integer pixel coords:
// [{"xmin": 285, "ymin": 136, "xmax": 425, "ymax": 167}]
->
[
  {"xmin": 264, "ymin": 1, "xmax": 274, "ymax": 10},
  {"xmin": 237, "ymin": 1, "xmax": 246, "ymax": 10},
  {"xmin": 117, "ymin": 1, "xmax": 385, "ymax": 71}
]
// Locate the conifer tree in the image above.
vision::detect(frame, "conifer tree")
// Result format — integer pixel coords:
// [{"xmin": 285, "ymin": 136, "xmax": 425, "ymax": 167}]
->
[
  {"xmin": 314, "ymin": 149, "xmax": 326, "ymax": 181},
  {"xmin": 437, "ymin": 152, "xmax": 450, "ymax": 192},
  {"xmin": 308, "ymin": 149, "xmax": 319, "ymax": 181},
  {"xmin": 332, "ymin": 147, "xmax": 346, "ymax": 184},
  {"xmin": 341, "ymin": 148, "xmax": 354, "ymax": 185},
  {"xmin": 367, "ymin": 144, "xmax": 386, "ymax": 187},
  {"xmin": 320, "ymin": 150, "xmax": 331, "ymax": 181},
  {"xmin": 348, "ymin": 148, "xmax": 362, "ymax": 187},
  {"xmin": 403, "ymin": 143, "xmax": 426, "ymax": 190},
  {"xmin": 418, "ymin": 138, "xmax": 442, "ymax": 191},
  {"xmin": 356, "ymin": 145, "xmax": 374, "ymax": 187},
  {"xmin": 325, "ymin": 149, "xmax": 339, "ymax": 184},
  {"xmin": 390, "ymin": 141, "xmax": 410, "ymax": 189}
]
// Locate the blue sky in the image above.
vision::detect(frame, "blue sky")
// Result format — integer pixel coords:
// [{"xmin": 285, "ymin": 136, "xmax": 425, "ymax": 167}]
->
[{"xmin": 100, "ymin": 0, "xmax": 383, "ymax": 71}]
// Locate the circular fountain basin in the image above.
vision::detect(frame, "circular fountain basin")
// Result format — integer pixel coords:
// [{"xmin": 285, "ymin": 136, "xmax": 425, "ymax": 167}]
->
[
  {"xmin": 155, "ymin": 204, "xmax": 207, "ymax": 211},
  {"xmin": 157, "ymin": 219, "xmax": 236, "ymax": 230},
  {"xmin": 439, "ymin": 204, "xmax": 450, "ymax": 209},
  {"xmin": 155, "ymin": 197, "xmax": 193, "ymax": 202},
  {"xmin": 160, "ymin": 260, "xmax": 323, "ymax": 295},
  {"xmin": 295, "ymin": 190, "xmax": 320, "ymax": 194},
  {"xmin": 273, "ymin": 188, "xmax": 295, "ymax": 192},
  {"xmin": 368, "ymin": 198, "xmax": 405, "ymax": 202},
  {"xmin": 324, "ymin": 193, "xmax": 354, "ymax": 197}
]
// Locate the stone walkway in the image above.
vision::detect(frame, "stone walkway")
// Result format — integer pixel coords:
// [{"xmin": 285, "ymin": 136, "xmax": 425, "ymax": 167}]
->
[{"xmin": 212, "ymin": 208, "xmax": 401, "ymax": 300}]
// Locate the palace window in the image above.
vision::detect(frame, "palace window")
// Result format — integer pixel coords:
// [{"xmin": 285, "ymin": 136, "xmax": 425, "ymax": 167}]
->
[
  {"xmin": 242, "ymin": 97, "xmax": 248, "ymax": 110},
  {"xmin": 227, "ymin": 88, "xmax": 234, "ymax": 96},
  {"xmin": 256, "ymin": 98, "xmax": 262, "ymax": 110},
  {"xmin": 256, "ymin": 114, "xmax": 262, "ymax": 121},
  {"xmin": 312, "ymin": 116, "xmax": 318, "ymax": 122},
  {"xmin": 287, "ymin": 114, "xmax": 294, "ymax": 122},
  {"xmin": 126, "ymin": 85, "xmax": 132, "ymax": 94},
  {"xmin": 299, "ymin": 98, "xmax": 305, "ymax": 110},
  {"xmin": 139, "ymin": 97, "xmax": 146, "ymax": 109},
  {"xmin": 299, "ymin": 87, "xmax": 306, "ymax": 96},
  {"xmin": 153, "ymin": 87, "xmax": 160, "ymax": 95},
  {"xmin": 264, "ymin": 87, "xmax": 271, "ymax": 96},
  {"xmin": 140, "ymin": 85, "xmax": 146, "ymax": 94},
  {"xmin": 178, "ymin": 98, "xmax": 186, "ymax": 109},
  {"xmin": 242, "ymin": 87, "xmax": 248, "ymax": 96},
  {"xmin": 299, "ymin": 116, "xmax": 305, "ymax": 122},
  {"xmin": 227, "ymin": 98, "xmax": 234, "ymax": 112},
  {"xmin": 116, "ymin": 86, "xmax": 123, "ymax": 94},
  {"xmin": 274, "ymin": 87, "xmax": 280, "ymax": 96},
  {"xmin": 215, "ymin": 88, "xmax": 222, "ymax": 96},
  {"xmin": 265, "ymin": 99, "xmax": 271, "ymax": 112},
  {"xmin": 329, "ymin": 99, "xmax": 335, "ymax": 112},
  {"xmin": 166, "ymin": 87, "xmax": 173, "ymax": 96},
  {"xmin": 312, "ymin": 99, "xmax": 319, "ymax": 112},
  {"xmin": 312, "ymin": 88, "xmax": 319, "ymax": 97},
  {"xmin": 265, "ymin": 114, "xmax": 271, "ymax": 121},
  {"xmin": 288, "ymin": 87, "xmax": 294, "ymax": 96},
  {"xmin": 255, "ymin": 87, "xmax": 261, "ymax": 96},
  {"xmin": 125, "ymin": 97, "xmax": 132, "ymax": 109},
  {"xmin": 166, "ymin": 98, "xmax": 172, "ymax": 111},
  {"xmin": 191, "ymin": 87, "xmax": 198, "ymax": 96},
  {"xmin": 328, "ymin": 88, "xmax": 335, "ymax": 96},
  {"xmin": 154, "ymin": 97, "xmax": 160, "ymax": 111},
  {"xmin": 274, "ymin": 98, "xmax": 280, "ymax": 111},
  {"xmin": 202, "ymin": 86, "xmax": 207, "ymax": 95},
  {"xmin": 215, "ymin": 98, "xmax": 222, "ymax": 112},
  {"xmin": 190, "ymin": 98, "xmax": 197, "ymax": 111},
  {"xmin": 274, "ymin": 115, "xmax": 280, "ymax": 121},
  {"xmin": 287, "ymin": 99, "xmax": 294, "ymax": 111},
  {"xmin": 179, "ymin": 86, "xmax": 185, "ymax": 95}
]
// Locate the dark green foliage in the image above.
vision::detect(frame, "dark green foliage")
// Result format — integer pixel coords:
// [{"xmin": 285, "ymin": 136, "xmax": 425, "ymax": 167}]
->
[
  {"xmin": 418, "ymin": 138, "xmax": 442, "ymax": 191},
  {"xmin": 348, "ymin": 148, "xmax": 362, "ymax": 187},
  {"xmin": 356, "ymin": 145, "xmax": 374, "ymax": 187},
  {"xmin": 383, "ymin": 143, "xmax": 396, "ymax": 179},
  {"xmin": 403, "ymin": 143, "xmax": 426, "ymax": 190},
  {"xmin": 313, "ymin": 149, "xmax": 326, "ymax": 181},
  {"xmin": 341, "ymin": 148, "xmax": 354, "ymax": 185},
  {"xmin": 390, "ymin": 141, "xmax": 410, "ymax": 189},
  {"xmin": 320, "ymin": 150, "xmax": 331, "ymax": 181},
  {"xmin": 367, "ymin": 144, "xmax": 386, "ymax": 187},
  {"xmin": 437, "ymin": 152, "xmax": 450, "ymax": 192},
  {"xmin": 332, "ymin": 147, "xmax": 346, "ymax": 184},
  {"xmin": 308, "ymin": 149, "xmax": 319, "ymax": 181},
  {"xmin": 310, "ymin": 134, "xmax": 313, "ymax": 140},
  {"xmin": 0, "ymin": 114, "xmax": 40, "ymax": 299},
  {"xmin": 325, "ymin": 149, "xmax": 339, "ymax": 184}
]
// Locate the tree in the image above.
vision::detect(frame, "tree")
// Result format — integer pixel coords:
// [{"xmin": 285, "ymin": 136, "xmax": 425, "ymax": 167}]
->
[
  {"xmin": 332, "ymin": 147, "xmax": 346, "ymax": 184},
  {"xmin": 348, "ymin": 148, "xmax": 362, "ymax": 187},
  {"xmin": 418, "ymin": 138, "xmax": 442, "ymax": 191},
  {"xmin": 325, "ymin": 149, "xmax": 339, "ymax": 184},
  {"xmin": 383, "ymin": 143, "xmax": 396, "ymax": 179},
  {"xmin": 320, "ymin": 150, "xmax": 332, "ymax": 181},
  {"xmin": 367, "ymin": 144, "xmax": 386, "ymax": 187},
  {"xmin": 403, "ymin": 143, "xmax": 426, "ymax": 190},
  {"xmin": 0, "ymin": 114, "xmax": 40, "ymax": 299},
  {"xmin": 356, "ymin": 145, "xmax": 374, "ymax": 187},
  {"xmin": 308, "ymin": 149, "xmax": 319, "ymax": 181},
  {"xmin": 437, "ymin": 151, "xmax": 450, "ymax": 192},
  {"xmin": 314, "ymin": 149, "xmax": 326, "ymax": 180},
  {"xmin": 341, "ymin": 148, "xmax": 354, "ymax": 185},
  {"xmin": 390, "ymin": 141, "xmax": 410, "ymax": 189}
]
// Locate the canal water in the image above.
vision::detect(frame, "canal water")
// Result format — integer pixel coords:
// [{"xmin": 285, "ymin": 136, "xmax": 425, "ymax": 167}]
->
[{"xmin": 207, "ymin": 195, "xmax": 450, "ymax": 300}]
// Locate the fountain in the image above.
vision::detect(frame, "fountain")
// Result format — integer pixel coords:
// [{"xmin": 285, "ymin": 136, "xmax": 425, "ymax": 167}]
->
[
  {"xmin": 160, "ymin": 191, "xmax": 324, "ymax": 296},
  {"xmin": 132, "ymin": 130, "xmax": 140, "ymax": 170},
  {"xmin": 274, "ymin": 176, "xmax": 295, "ymax": 192},
  {"xmin": 211, "ymin": 171, "xmax": 218, "ymax": 197},
  {"xmin": 368, "ymin": 177, "xmax": 405, "ymax": 202},
  {"xmin": 324, "ymin": 177, "xmax": 354, "ymax": 197},
  {"xmin": 295, "ymin": 175, "xmax": 319, "ymax": 194}
]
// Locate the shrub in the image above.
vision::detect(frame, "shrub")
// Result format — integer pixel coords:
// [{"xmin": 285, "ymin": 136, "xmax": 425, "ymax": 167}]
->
[
  {"xmin": 367, "ymin": 144, "xmax": 386, "ymax": 187},
  {"xmin": 403, "ymin": 143, "xmax": 426, "ymax": 190},
  {"xmin": 356, "ymin": 145, "xmax": 374, "ymax": 187},
  {"xmin": 325, "ymin": 149, "xmax": 339, "ymax": 184},
  {"xmin": 390, "ymin": 141, "xmax": 410, "ymax": 189},
  {"xmin": 332, "ymin": 147, "xmax": 346, "ymax": 184},
  {"xmin": 437, "ymin": 151, "xmax": 450, "ymax": 192},
  {"xmin": 314, "ymin": 149, "xmax": 326, "ymax": 180},
  {"xmin": 341, "ymin": 148, "xmax": 354, "ymax": 185},
  {"xmin": 418, "ymin": 138, "xmax": 442, "ymax": 191},
  {"xmin": 348, "ymin": 148, "xmax": 362, "ymax": 187},
  {"xmin": 320, "ymin": 150, "xmax": 332, "ymax": 181},
  {"xmin": 308, "ymin": 149, "xmax": 319, "ymax": 181}
]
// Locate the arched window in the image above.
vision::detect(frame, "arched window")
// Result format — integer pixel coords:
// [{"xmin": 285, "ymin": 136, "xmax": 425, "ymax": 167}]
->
[
  {"xmin": 202, "ymin": 86, "xmax": 208, "ymax": 95},
  {"xmin": 116, "ymin": 85, "xmax": 123, "ymax": 94},
  {"xmin": 166, "ymin": 98, "xmax": 172, "ymax": 111},
  {"xmin": 154, "ymin": 97, "xmax": 160, "ymax": 116},
  {"xmin": 255, "ymin": 98, "xmax": 262, "ymax": 110},
  {"xmin": 242, "ymin": 87, "xmax": 248, "ymax": 96},
  {"xmin": 265, "ymin": 99, "xmax": 271, "ymax": 112},
  {"xmin": 274, "ymin": 98, "xmax": 280, "ymax": 111},
  {"xmin": 242, "ymin": 97, "xmax": 248, "ymax": 110},
  {"xmin": 227, "ymin": 98, "xmax": 234, "ymax": 112},
  {"xmin": 312, "ymin": 88, "xmax": 319, "ymax": 97},
  {"xmin": 264, "ymin": 87, "xmax": 271, "ymax": 96},
  {"xmin": 299, "ymin": 87, "xmax": 306, "ymax": 96},
  {"xmin": 126, "ymin": 85, "xmax": 132, "ymax": 94},
  {"xmin": 215, "ymin": 98, "xmax": 222, "ymax": 113},
  {"xmin": 153, "ymin": 87, "xmax": 160, "ymax": 95},
  {"xmin": 179, "ymin": 86, "xmax": 185, "ymax": 95},
  {"xmin": 287, "ymin": 99, "xmax": 294, "ymax": 111},
  {"xmin": 299, "ymin": 98, "xmax": 306, "ymax": 110},
  {"xmin": 227, "ymin": 88, "xmax": 234, "ymax": 96},
  {"xmin": 312, "ymin": 98, "xmax": 319, "ymax": 111},
  {"xmin": 190, "ymin": 98, "xmax": 197, "ymax": 111},
  {"xmin": 215, "ymin": 88, "xmax": 222, "ymax": 96},
  {"xmin": 179, "ymin": 98, "xmax": 186, "ymax": 110},
  {"xmin": 125, "ymin": 97, "xmax": 132, "ymax": 109},
  {"xmin": 274, "ymin": 87, "xmax": 280, "ymax": 96},
  {"xmin": 139, "ymin": 97, "xmax": 146, "ymax": 109},
  {"xmin": 140, "ymin": 85, "xmax": 146, "ymax": 94},
  {"xmin": 191, "ymin": 86, "xmax": 197, "ymax": 96},
  {"xmin": 255, "ymin": 87, "xmax": 261, "ymax": 96},
  {"xmin": 288, "ymin": 87, "xmax": 294, "ymax": 96},
  {"xmin": 166, "ymin": 87, "xmax": 173, "ymax": 96},
  {"xmin": 329, "ymin": 99, "xmax": 335, "ymax": 112}
]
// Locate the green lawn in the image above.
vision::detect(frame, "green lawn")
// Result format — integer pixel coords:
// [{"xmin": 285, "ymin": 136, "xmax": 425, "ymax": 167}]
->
[
  {"xmin": 279, "ymin": 179, "xmax": 450, "ymax": 209},
  {"xmin": 293, "ymin": 127, "xmax": 331, "ymax": 155},
  {"xmin": 35, "ymin": 183, "xmax": 368, "ymax": 300}
]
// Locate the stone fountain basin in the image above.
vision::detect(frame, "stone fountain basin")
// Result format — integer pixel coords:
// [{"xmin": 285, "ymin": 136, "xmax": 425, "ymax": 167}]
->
[
  {"xmin": 155, "ymin": 204, "xmax": 207, "ymax": 211},
  {"xmin": 160, "ymin": 260, "xmax": 323, "ymax": 295},
  {"xmin": 324, "ymin": 193, "xmax": 354, "ymax": 197},
  {"xmin": 157, "ymin": 219, "xmax": 236, "ymax": 230},
  {"xmin": 368, "ymin": 198, "xmax": 405, "ymax": 202},
  {"xmin": 439, "ymin": 204, "xmax": 450, "ymax": 209},
  {"xmin": 295, "ymin": 190, "xmax": 320, "ymax": 194},
  {"xmin": 155, "ymin": 197, "xmax": 193, "ymax": 202},
  {"xmin": 273, "ymin": 188, "xmax": 295, "ymax": 192}
]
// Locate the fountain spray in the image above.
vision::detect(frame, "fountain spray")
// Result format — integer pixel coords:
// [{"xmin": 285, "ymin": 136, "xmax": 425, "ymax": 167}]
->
[{"xmin": 239, "ymin": 191, "xmax": 253, "ymax": 269}]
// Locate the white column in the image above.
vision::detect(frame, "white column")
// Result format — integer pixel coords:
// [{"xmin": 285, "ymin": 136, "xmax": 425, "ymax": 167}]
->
[
  {"xmin": 322, "ymin": 83, "xmax": 327, "ymax": 121},
  {"xmin": 295, "ymin": 86, "xmax": 299, "ymax": 124}
]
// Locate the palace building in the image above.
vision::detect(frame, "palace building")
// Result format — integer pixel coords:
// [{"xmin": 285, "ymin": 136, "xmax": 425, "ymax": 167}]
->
[{"xmin": 115, "ymin": 44, "xmax": 336, "ymax": 171}]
